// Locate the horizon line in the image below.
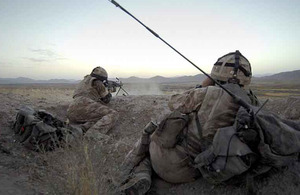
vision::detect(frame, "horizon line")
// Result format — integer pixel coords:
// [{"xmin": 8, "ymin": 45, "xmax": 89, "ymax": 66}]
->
[{"xmin": 0, "ymin": 69, "xmax": 299, "ymax": 80}]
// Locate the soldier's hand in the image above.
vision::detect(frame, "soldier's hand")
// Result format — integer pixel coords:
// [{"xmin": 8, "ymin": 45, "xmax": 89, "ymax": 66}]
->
[
  {"xmin": 101, "ymin": 93, "xmax": 112, "ymax": 104},
  {"xmin": 108, "ymin": 86, "xmax": 116, "ymax": 93},
  {"xmin": 111, "ymin": 86, "xmax": 116, "ymax": 93}
]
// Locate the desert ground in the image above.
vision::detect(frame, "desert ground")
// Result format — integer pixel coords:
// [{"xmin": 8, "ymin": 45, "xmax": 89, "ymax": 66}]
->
[{"xmin": 0, "ymin": 81, "xmax": 300, "ymax": 194}]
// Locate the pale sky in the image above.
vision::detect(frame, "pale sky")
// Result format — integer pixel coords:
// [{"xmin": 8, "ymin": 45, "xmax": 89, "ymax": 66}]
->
[{"xmin": 0, "ymin": 0, "xmax": 299, "ymax": 79}]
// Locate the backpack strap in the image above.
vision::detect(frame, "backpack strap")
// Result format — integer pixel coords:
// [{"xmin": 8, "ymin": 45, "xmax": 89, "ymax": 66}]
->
[
  {"xmin": 182, "ymin": 105, "xmax": 203, "ymax": 165},
  {"xmin": 194, "ymin": 110, "xmax": 203, "ymax": 140},
  {"xmin": 247, "ymin": 89, "xmax": 260, "ymax": 106},
  {"xmin": 191, "ymin": 104, "xmax": 203, "ymax": 140}
]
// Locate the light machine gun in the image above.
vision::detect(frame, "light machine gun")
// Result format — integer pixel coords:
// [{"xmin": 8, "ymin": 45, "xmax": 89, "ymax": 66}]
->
[{"xmin": 106, "ymin": 77, "xmax": 129, "ymax": 96}]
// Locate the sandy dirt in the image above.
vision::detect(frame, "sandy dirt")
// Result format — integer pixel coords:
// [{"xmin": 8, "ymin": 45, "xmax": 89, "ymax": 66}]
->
[{"xmin": 0, "ymin": 85, "xmax": 300, "ymax": 194}]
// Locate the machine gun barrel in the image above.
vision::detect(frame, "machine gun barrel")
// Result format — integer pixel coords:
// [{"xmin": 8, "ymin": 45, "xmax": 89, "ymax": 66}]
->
[
  {"xmin": 106, "ymin": 78, "xmax": 129, "ymax": 96},
  {"xmin": 107, "ymin": 80, "xmax": 122, "ymax": 88}
]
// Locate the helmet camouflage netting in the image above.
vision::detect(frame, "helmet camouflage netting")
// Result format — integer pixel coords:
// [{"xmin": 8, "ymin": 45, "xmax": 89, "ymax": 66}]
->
[
  {"xmin": 90, "ymin": 66, "xmax": 108, "ymax": 81},
  {"xmin": 211, "ymin": 50, "xmax": 252, "ymax": 86}
]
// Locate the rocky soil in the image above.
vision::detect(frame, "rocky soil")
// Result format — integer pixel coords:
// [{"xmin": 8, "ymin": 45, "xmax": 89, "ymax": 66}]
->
[{"xmin": 0, "ymin": 86, "xmax": 299, "ymax": 194}]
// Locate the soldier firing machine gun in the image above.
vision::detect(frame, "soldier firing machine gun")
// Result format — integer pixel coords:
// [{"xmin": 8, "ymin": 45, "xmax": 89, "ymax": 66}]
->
[{"xmin": 105, "ymin": 77, "xmax": 129, "ymax": 96}]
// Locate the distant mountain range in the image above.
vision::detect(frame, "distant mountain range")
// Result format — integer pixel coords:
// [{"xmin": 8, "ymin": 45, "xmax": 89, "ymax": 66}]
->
[
  {"xmin": 0, "ymin": 70, "xmax": 299, "ymax": 84},
  {"xmin": 253, "ymin": 70, "xmax": 300, "ymax": 82},
  {"xmin": 0, "ymin": 77, "xmax": 77, "ymax": 84},
  {"xmin": 120, "ymin": 74, "xmax": 206, "ymax": 83}
]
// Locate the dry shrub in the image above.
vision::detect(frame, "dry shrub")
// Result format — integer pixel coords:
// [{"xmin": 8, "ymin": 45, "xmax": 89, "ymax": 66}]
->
[
  {"xmin": 44, "ymin": 137, "xmax": 132, "ymax": 195},
  {"xmin": 256, "ymin": 164, "xmax": 300, "ymax": 194},
  {"xmin": 0, "ymin": 87, "xmax": 73, "ymax": 104}
]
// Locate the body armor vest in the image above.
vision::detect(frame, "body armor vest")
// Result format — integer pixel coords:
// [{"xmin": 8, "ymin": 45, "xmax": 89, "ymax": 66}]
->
[{"xmin": 73, "ymin": 75, "xmax": 107, "ymax": 102}]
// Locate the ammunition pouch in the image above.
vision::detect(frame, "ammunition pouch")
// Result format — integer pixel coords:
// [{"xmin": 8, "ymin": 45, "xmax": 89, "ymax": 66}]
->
[
  {"xmin": 151, "ymin": 110, "xmax": 189, "ymax": 149},
  {"xmin": 194, "ymin": 125, "xmax": 257, "ymax": 184}
]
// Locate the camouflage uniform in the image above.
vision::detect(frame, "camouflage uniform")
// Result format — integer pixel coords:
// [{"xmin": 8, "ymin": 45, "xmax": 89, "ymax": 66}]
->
[
  {"xmin": 120, "ymin": 51, "xmax": 258, "ymax": 193},
  {"xmin": 120, "ymin": 84, "xmax": 256, "ymax": 192},
  {"xmin": 154, "ymin": 84, "xmax": 260, "ymax": 182},
  {"xmin": 67, "ymin": 75, "xmax": 118, "ymax": 134}
]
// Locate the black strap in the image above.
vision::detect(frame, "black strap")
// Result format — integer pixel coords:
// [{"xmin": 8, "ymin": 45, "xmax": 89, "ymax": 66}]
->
[
  {"xmin": 192, "ymin": 104, "xmax": 203, "ymax": 139},
  {"xmin": 216, "ymin": 51, "xmax": 251, "ymax": 66},
  {"xmin": 213, "ymin": 62, "xmax": 251, "ymax": 77},
  {"xmin": 183, "ymin": 108, "xmax": 202, "ymax": 166},
  {"xmin": 223, "ymin": 133, "xmax": 237, "ymax": 170},
  {"xmin": 234, "ymin": 51, "xmax": 240, "ymax": 77},
  {"xmin": 90, "ymin": 73, "xmax": 108, "ymax": 82},
  {"xmin": 194, "ymin": 111, "xmax": 203, "ymax": 140},
  {"xmin": 191, "ymin": 106, "xmax": 214, "ymax": 152}
]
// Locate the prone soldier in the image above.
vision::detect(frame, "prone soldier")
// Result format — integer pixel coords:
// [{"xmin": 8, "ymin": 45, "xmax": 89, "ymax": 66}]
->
[{"xmin": 67, "ymin": 66, "xmax": 119, "ymax": 136}]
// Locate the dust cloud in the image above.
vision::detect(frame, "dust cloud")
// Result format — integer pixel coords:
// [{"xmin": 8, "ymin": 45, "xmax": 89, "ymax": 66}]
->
[{"xmin": 114, "ymin": 82, "xmax": 165, "ymax": 96}]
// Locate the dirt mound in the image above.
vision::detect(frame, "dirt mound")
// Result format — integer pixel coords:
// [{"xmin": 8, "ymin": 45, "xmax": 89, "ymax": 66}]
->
[
  {"xmin": 0, "ymin": 89, "xmax": 300, "ymax": 194},
  {"xmin": 265, "ymin": 96, "xmax": 300, "ymax": 120},
  {"xmin": 0, "ymin": 91, "xmax": 171, "ymax": 194},
  {"xmin": 110, "ymin": 95, "xmax": 170, "ymax": 143}
]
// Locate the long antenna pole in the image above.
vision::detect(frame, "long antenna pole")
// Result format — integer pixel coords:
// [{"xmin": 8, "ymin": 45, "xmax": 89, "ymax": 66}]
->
[{"xmin": 109, "ymin": 0, "xmax": 252, "ymax": 111}]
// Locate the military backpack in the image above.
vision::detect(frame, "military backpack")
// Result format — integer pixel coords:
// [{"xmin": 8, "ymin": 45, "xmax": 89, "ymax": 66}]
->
[{"xmin": 13, "ymin": 105, "xmax": 82, "ymax": 151}]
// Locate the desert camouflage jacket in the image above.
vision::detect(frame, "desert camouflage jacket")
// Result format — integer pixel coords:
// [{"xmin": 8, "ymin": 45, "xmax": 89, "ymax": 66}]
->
[
  {"xmin": 168, "ymin": 84, "xmax": 254, "ymax": 156},
  {"xmin": 73, "ymin": 75, "xmax": 109, "ymax": 102}
]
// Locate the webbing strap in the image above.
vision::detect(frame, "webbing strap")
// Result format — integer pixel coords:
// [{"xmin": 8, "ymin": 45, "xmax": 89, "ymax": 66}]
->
[
  {"xmin": 90, "ymin": 73, "xmax": 108, "ymax": 82},
  {"xmin": 184, "ymin": 109, "xmax": 203, "ymax": 166},
  {"xmin": 213, "ymin": 62, "xmax": 251, "ymax": 77},
  {"xmin": 192, "ymin": 104, "xmax": 203, "ymax": 140},
  {"xmin": 234, "ymin": 51, "xmax": 240, "ymax": 77},
  {"xmin": 194, "ymin": 112, "xmax": 203, "ymax": 140}
]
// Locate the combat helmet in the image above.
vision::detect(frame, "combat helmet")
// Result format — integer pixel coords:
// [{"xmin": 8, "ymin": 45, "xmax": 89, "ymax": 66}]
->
[
  {"xmin": 90, "ymin": 66, "xmax": 108, "ymax": 81},
  {"xmin": 211, "ymin": 50, "xmax": 252, "ymax": 86}
]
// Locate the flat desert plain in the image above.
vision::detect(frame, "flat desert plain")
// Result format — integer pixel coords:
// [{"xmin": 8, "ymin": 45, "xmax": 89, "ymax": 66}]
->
[{"xmin": 0, "ymin": 82, "xmax": 299, "ymax": 194}]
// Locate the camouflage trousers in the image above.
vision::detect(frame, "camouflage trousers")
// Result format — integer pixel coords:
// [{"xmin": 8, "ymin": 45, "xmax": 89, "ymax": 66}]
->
[
  {"xmin": 67, "ymin": 96, "xmax": 118, "ymax": 134},
  {"xmin": 120, "ymin": 118, "xmax": 201, "ymax": 193},
  {"xmin": 119, "ymin": 122, "xmax": 156, "ymax": 194}
]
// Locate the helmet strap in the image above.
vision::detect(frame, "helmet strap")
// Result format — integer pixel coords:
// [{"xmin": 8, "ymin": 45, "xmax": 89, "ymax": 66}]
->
[
  {"xmin": 90, "ymin": 73, "xmax": 108, "ymax": 82},
  {"xmin": 228, "ymin": 50, "xmax": 241, "ymax": 84},
  {"xmin": 233, "ymin": 50, "xmax": 240, "ymax": 78}
]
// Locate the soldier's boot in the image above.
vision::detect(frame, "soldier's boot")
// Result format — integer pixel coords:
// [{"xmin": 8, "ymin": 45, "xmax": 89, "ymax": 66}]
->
[
  {"xmin": 87, "ymin": 110, "xmax": 119, "ymax": 134},
  {"xmin": 120, "ymin": 122, "xmax": 157, "ymax": 180},
  {"xmin": 120, "ymin": 157, "xmax": 152, "ymax": 195}
]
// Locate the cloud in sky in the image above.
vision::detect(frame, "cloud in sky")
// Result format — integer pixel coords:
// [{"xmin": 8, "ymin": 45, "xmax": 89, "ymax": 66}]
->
[
  {"xmin": 0, "ymin": 61, "xmax": 12, "ymax": 68},
  {"xmin": 0, "ymin": 61, "xmax": 33, "ymax": 68},
  {"xmin": 24, "ymin": 48, "xmax": 68, "ymax": 63},
  {"xmin": 23, "ymin": 57, "xmax": 49, "ymax": 63},
  {"xmin": 0, "ymin": 0, "xmax": 299, "ymax": 79},
  {"xmin": 30, "ymin": 49, "xmax": 57, "ymax": 57}
]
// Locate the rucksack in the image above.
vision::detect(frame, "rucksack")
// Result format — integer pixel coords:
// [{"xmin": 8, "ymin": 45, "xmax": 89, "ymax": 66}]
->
[
  {"xmin": 149, "ymin": 110, "xmax": 201, "ymax": 183},
  {"xmin": 194, "ymin": 105, "xmax": 300, "ymax": 184},
  {"xmin": 13, "ymin": 105, "xmax": 82, "ymax": 151},
  {"xmin": 194, "ymin": 124, "xmax": 257, "ymax": 184},
  {"xmin": 151, "ymin": 110, "xmax": 189, "ymax": 148}
]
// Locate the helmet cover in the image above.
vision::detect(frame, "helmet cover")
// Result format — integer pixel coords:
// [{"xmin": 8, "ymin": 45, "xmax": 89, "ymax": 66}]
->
[{"xmin": 211, "ymin": 50, "xmax": 252, "ymax": 86}]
